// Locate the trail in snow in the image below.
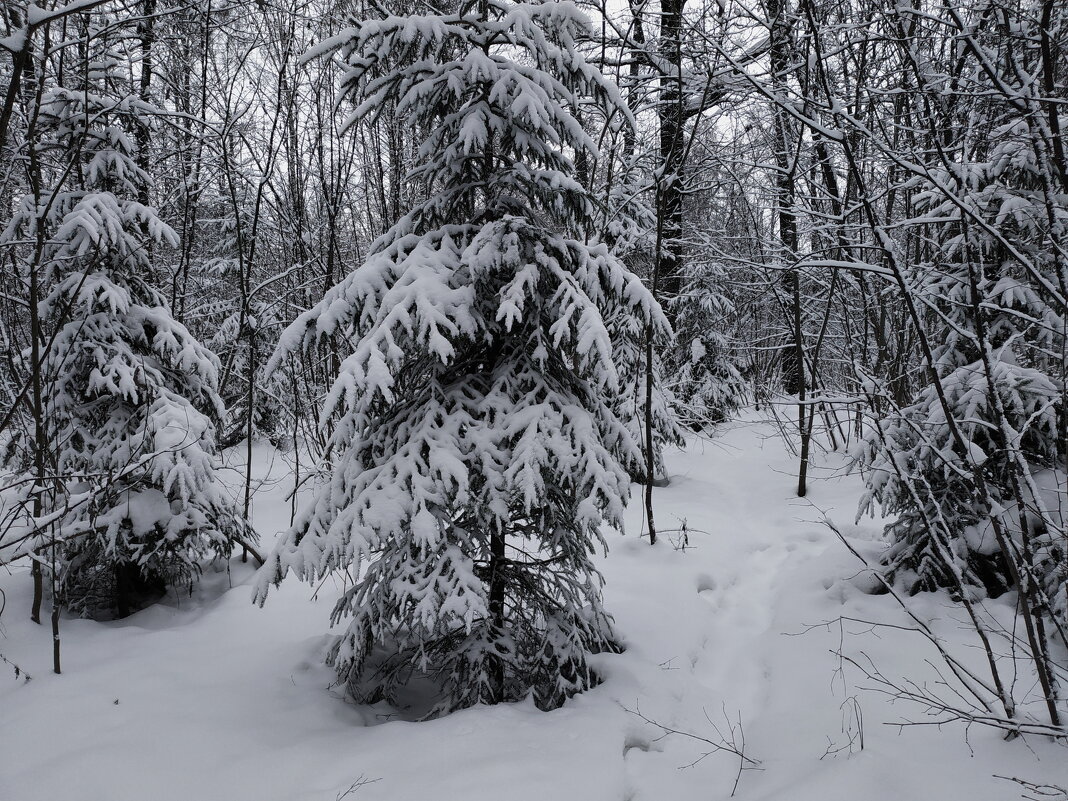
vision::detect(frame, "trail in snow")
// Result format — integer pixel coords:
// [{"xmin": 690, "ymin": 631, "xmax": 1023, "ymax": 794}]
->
[
  {"xmin": 0, "ymin": 412, "xmax": 1063, "ymax": 801},
  {"xmin": 608, "ymin": 416, "xmax": 851, "ymax": 800}
]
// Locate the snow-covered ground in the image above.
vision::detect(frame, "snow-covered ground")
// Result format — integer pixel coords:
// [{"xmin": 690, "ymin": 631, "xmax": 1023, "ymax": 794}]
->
[{"xmin": 1, "ymin": 411, "xmax": 1064, "ymax": 800}]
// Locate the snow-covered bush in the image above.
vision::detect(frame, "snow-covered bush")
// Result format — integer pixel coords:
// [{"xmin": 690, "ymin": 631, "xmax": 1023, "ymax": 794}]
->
[
  {"xmin": 855, "ymin": 361, "xmax": 1059, "ymax": 595},
  {"xmin": 855, "ymin": 81, "xmax": 1067, "ymax": 613}
]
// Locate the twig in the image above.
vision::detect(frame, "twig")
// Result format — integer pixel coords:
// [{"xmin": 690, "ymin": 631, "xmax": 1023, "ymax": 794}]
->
[
  {"xmin": 335, "ymin": 775, "xmax": 381, "ymax": 800},
  {"xmin": 994, "ymin": 775, "xmax": 1068, "ymax": 800},
  {"xmin": 624, "ymin": 703, "xmax": 761, "ymax": 797}
]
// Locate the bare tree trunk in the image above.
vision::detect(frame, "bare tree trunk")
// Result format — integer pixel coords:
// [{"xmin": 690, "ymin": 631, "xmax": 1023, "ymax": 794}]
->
[
  {"xmin": 27, "ymin": 27, "xmax": 47, "ymax": 623},
  {"xmin": 135, "ymin": 0, "xmax": 156, "ymax": 205},
  {"xmin": 766, "ymin": 0, "xmax": 808, "ymax": 495},
  {"xmin": 656, "ymin": 0, "xmax": 686, "ymax": 312},
  {"xmin": 488, "ymin": 524, "xmax": 506, "ymax": 701}
]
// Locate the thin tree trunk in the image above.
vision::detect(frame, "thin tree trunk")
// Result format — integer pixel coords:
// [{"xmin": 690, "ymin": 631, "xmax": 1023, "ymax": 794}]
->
[
  {"xmin": 657, "ymin": 0, "xmax": 686, "ymax": 311},
  {"xmin": 488, "ymin": 524, "xmax": 506, "ymax": 701},
  {"xmin": 767, "ymin": 0, "xmax": 808, "ymax": 495}
]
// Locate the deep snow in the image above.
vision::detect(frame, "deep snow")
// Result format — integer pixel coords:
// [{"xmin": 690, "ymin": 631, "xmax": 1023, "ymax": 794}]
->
[{"xmin": 1, "ymin": 411, "xmax": 1064, "ymax": 800}]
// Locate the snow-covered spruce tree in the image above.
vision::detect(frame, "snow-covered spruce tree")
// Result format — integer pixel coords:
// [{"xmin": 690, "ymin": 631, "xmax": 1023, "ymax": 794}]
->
[
  {"xmin": 4, "ymin": 77, "xmax": 248, "ymax": 619},
  {"xmin": 608, "ymin": 309, "xmax": 682, "ymax": 482},
  {"xmin": 255, "ymin": 0, "xmax": 665, "ymax": 714},
  {"xmin": 854, "ymin": 103, "xmax": 1065, "ymax": 602},
  {"xmin": 854, "ymin": 359, "xmax": 1059, "ymax": 596},
  {"xmin": 665, "ymin": 256, "xmax": 746, "ymax": 428},
  {"xmin": 599, "ymin": 170, "xmax": 682, "ymax": 482}
]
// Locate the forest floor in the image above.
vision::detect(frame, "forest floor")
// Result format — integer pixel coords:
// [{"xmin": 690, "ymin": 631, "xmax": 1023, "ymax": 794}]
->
[{"xmin": 1, "ymin": 409, "xmax": 1065, "ymax": 801}]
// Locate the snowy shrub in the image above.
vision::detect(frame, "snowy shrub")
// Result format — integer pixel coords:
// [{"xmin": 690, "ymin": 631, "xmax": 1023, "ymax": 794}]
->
[
  {"xmin": 855, "ymin": 83, "xmax": 1067, "ymax": 613},
  {"xmin": 855, "ymin": 360, "xmax": 1060, "ymax": 596}
]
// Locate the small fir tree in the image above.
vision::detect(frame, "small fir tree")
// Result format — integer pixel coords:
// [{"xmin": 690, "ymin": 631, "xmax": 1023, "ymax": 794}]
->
[
  {"xmin": 599, "ymin": 175, "xmax": 683, "ymax": 482},
  {"xmin": 3, "ymin": 73, "xmax": 247, "ymax": 618},
  {"xmin": 855, "ymin": 112, "xmax": 1065, "ymax": 605},
  {"xmin": 666, "ymin": 257, "xmax": 746, "ymax": 428},
  {"xmin": 255, "ymin": 0, "xmax": 665, "ymax": 714}
]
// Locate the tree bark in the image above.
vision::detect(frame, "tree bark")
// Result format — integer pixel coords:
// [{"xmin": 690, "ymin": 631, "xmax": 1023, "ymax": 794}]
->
[{"xmin": 656, "ymin": 0, "xmax": 686, "ymax": 312}]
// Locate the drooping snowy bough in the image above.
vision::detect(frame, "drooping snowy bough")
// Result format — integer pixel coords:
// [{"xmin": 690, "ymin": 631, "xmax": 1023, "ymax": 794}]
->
[{"xmin": 255, "ymin": 0, "xmax": 666, "ymax": 715}]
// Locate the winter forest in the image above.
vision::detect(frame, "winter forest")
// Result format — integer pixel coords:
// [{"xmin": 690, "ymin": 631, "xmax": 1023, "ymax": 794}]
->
[{"xmin": 1, "ymin": 0, "xmax": 1067, "ymax": 797}]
